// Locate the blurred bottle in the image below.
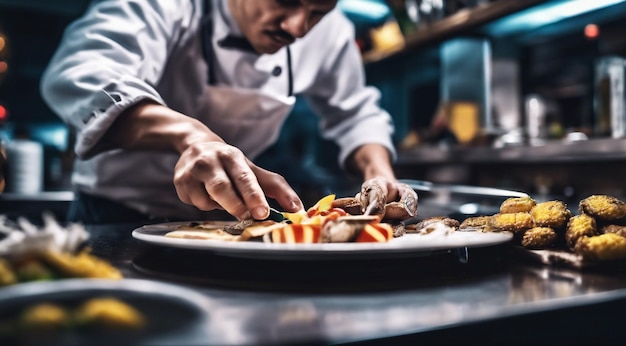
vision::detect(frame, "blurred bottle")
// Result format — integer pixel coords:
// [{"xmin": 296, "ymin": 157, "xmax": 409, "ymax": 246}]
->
[
  {"xmin": 5, "ymin": 139, "xmax": 44, "ymax": 194},
  {"xmin": 386, "ymin": 0, "xmax": 418, "ymax": 36},
  {"xmin": 525, "ymin": 94, "xmax": 547, "ymax": 145},
  {"xmin": 594, "ymin": 56, "xmax": 626, "ymax": 138},
  {"xmin": 0, "ymin": 142, "xmax": 5, "ymax": 192},
  {"xmin": 387, "ymin": 0, "xmax": 445, "ymax": 31}
]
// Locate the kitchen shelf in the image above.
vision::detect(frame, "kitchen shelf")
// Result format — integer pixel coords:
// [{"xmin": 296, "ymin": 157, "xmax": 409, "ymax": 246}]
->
[
  {"xmin": 0, "ymin": 190, "xmax": 74, "ymax": 202},
  {"xmin": 397, "ymin": 138, "xmax": 626, "ymax": 165},
  {"xmin": 363, "ymin": 0, "xmax": 549, "ymax": 64}
]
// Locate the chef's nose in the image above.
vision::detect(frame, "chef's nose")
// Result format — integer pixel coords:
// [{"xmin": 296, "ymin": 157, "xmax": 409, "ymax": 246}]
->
[{"xmin": 281, "ymin": 9, "xmax": 309, "ymax": 38}]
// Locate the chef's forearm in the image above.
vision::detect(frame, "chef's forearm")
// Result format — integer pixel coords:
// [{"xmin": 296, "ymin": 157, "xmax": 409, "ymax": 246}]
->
[
  {"xmin": 101, "ymin": 100, "xmax": 223, "ymax": 154},
  {"xmin": 348, "ymin": 143, "xmax": 396, "ymax": 181}
]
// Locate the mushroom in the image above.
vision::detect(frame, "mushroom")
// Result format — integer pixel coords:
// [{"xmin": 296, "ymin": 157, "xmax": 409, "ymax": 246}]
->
[
  {"xmin": 320, "ymin": 215, "xmax": 378, "ymax": 243},
  {"xmin": 406, "ymin": 216, "xmax": 459, "ymax": 235},
  {"xmin": 331, "ymin": 197, "xmax": 362, "ymax": 215}
]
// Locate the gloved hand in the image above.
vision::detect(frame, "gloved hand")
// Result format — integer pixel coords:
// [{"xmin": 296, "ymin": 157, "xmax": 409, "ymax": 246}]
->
[{"xmin": 356, "ymin": 177, "xmax": 418, "ymax": 220}]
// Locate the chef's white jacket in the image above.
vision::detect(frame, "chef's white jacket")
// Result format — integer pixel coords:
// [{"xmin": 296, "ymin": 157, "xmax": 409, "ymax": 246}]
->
[{"xmin": 40, "ymin": 0, "xmax": 396, "ymax": 219}]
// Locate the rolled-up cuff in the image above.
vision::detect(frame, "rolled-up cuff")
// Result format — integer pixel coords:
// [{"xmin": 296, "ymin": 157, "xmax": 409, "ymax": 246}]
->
[{"xmin": 74, "ymin": 76, "xmax": 164, "ymax": 159}]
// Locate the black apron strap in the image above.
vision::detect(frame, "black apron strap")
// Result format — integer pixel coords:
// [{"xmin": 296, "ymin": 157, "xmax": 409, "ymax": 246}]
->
[
  {"xmin": 286, "ymin": 46, "xmax": 293, "ymax": 97},
  {"xmin": 201, "ymin": 0, "xmax": 216, "ymax": 85}
]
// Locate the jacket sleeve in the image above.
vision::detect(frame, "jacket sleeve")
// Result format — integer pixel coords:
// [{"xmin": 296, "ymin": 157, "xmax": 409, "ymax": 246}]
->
[
  {"xmin": 40, "ymin": 0, "xmax": 194, "ymax": 159},
  {"xmin": 302, "ymin": 10, "xmax": 397, "ymax": 169}
]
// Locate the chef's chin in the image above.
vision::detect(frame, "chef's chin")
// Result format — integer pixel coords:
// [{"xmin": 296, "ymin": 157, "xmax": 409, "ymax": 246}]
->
[
  {"xmin": 255, "ymin": 44, "xmax": 282, "ymax": 55},
  {"xmin": 256, "ymin": 34, "xmax": 289, "ymax": 54}
]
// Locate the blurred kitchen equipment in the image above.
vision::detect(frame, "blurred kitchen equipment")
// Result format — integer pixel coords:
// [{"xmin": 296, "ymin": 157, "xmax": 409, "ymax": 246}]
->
[
  {"xmin": 525, "ymin": 93, "xmax": 547, "ymax": 145},
  {"xmin": 385, "ymin": 0, "xmax": 444, "ymax": 35},
  {"xmin": 399, "ymin": 178, "xmax": 528, "ymax": 221},
  {"xmin": 492, "ymin": 59, "xmax": 521, "ymax": 133},
  {"xmin": 399, "ymin": 179, "xmax": 528, "ymax": 199},
  {"xmin": 4, "ymin": 139, "xmax": 43, "ymax": 194},
  {"xmin": 440, "ymin": 38, "xmax": 493, "ymax": 137},
  {"xmin": 594, "ymin": 56, "xmax": 626, "ymax": 138},
  {"xmin": 403, "ymin": 0, "xmax": 445, "ymax": 27}
]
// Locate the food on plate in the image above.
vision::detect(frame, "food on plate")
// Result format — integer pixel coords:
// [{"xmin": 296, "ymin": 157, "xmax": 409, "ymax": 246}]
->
[
  {"xmin": 74, "ymin": 297, "xmax": 145, "ymax": 330},
  {"xmin": 2, "ymin": 297, "xmax": 146, "ymax": 341},
  {"xmin": 391, "ymin": 223, "xmax": 405, "ymax": 238},
  {"xmin": 354, "ymin": 223, "xmax": 394, "ymax": 242},
  {"xmin": 39, "ymin": 251, "xmax": 122, "ymax": 280},
  {"xmin": 331, "ymin": 197, "xmax": 362, "ymax": 215},
  {"xmin": 164, "ymin": 228, "xmax": 239, "ymax": 241},
  {"xmin": 574, "ymin": 233, "xmax": 626, "ymax": 261},
  {"xmin": 488, "ymin": 212, "xmax": 534, "ymax": 234},
  {"xmin": 459, "ymin": 215, "xmax": 492, "ymax": 232},
  {"xmin": 500, "ymin": 196, "xmax": 537, "ymax": 214},
  {"xmin": 530, "ymin": 200, "xmax": 571, "ymax": 229},
  {"xmin": 489, "ymin": 193, "xmax": 626, "ymax": 263},
  {"xmin": 0, "ymin": 258, "xmax": 17, "ymax": 286},
  {"xmin": 565, "ymin": 214, "xmax": 598, "ymax": 250},
  {"xmin": 270, "ymin": 224, "xmax": 322, "ymax": 243},
  {"xmin": 333, "ymin": 186, "xmax": 417, "ymax": 222},
  {"xmin": 579, "ymin": 194, "xmax": 626, "ymax": 221},
  {"xmin": 166, "ymin": 193, "xmax": 404, "ymax": 244},
  {"xmin": 521, "ymin": 227, "xmax": 557, "ymax": 249},
  {"xmin": 0, "ymin": 214, "xmax": 122, "ymax": 286},
  {"xmin": 406, "ymin": 216, "xmax": 459, "ymax": 235},
  {"xmin": 600, "ymin": 224, "xmax": 626, "ymax": 238},
  {"xmin": 319, "ymin": 215, "xmax": 390, "ymax": 243},
  {"xmin": 223, "ymin": 219, "xmax": 277, "ymax": 236},
  {"xmin": 383, "ymin": 201, "xmax": 415, "ymax": 221},
  {"xmin": 19, "ymin": 302, "xmax": 72, "ymax": 331}
]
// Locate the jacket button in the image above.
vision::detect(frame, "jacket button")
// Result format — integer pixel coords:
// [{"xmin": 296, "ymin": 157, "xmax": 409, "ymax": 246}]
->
[{"xmin": 272, "ymin": 66, "xmax": 282, "ymax": 76}]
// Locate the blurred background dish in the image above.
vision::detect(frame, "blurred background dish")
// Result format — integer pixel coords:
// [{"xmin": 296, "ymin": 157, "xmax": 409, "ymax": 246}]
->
[{"xmin": 0, "ymin": 278, "xmax": 212, "ymax": 345}]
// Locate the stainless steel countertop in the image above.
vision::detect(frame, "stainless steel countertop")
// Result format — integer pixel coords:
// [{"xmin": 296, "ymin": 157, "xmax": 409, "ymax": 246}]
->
[{"xmin": 85, "ymin": 222, "xmax": 626, "ymax": 345}]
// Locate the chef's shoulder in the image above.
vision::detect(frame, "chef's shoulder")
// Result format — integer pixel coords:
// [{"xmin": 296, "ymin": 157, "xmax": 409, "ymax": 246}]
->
[
  {"xmin": 82, "ymin": 0, "xmax": 198, "ymax": 29},
  {"xmin": 299, "ymin": 7, "xmax": 356, "ymax": 51}
]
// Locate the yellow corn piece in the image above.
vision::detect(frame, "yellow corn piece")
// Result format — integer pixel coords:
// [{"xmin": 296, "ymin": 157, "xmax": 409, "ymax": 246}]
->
[
  {"xmin": 314, "ymin": 194, "xmax": 336, "ymax": 212},
  {"xmin": 282, "ymin": 210, "xmax": 308, "ymax": 224}
]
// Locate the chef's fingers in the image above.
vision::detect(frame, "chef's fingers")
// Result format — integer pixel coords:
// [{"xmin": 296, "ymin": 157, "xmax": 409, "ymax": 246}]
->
[
  {"xmin": 359, "ymin": 177, "xmax": 389, "ymax": 215},
  {"xmin": 251, "ymin": 164, "xmax": 304, "ymax": 213},
  {"xmin": 217, "ymin": 152, "xmax": 270, "ymax": 220},
  {"xmin": 174, "ymin": 147, "xmax": 219, "ymax": 210},
  {"xmin": 174, "ymin": 142, "xmax": 268, "ymax": 220},
  {"xmin": 174, "ymin": 148, "xmax": 247, "ymax": 217},
  {"xmin": 396, "ymin": 182, "xmax": 417, "ymax": 201},
  {"xmin": 396, "ymin": 182, "xmax": 418, "ymax": 217},
  {"xmin": 202, "ymin": 170, "xmax": 256, "ymax": 220}
]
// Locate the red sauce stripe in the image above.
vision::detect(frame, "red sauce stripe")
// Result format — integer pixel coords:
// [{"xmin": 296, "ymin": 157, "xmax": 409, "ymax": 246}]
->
[
  {"xmin": 356, "ymin": 223, "xmax": 393, "ymax": 243},
  {"xmin": 272, "ymin": 224, "xmax": 322, "ymax": 243}
]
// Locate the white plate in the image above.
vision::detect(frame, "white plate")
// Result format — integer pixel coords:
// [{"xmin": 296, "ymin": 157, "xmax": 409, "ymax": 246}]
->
[
  {"xmin": 0, "ymin": 278, "xmax": 212, "ymax": 345},
  {"xmin": 132, "ymin": 222, "xmax": 514, "ymax": 260}
]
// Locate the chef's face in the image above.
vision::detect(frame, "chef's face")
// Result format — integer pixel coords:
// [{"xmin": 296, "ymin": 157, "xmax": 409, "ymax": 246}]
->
[{"xmin": 229, "ymin": 0, "xmax": 338, "ymax": 54}]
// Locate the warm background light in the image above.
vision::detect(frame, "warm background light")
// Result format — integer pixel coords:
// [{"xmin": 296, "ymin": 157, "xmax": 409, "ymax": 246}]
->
[
  {"xmin": 0, "ymin": 61, "xmax": 7, "ymax": 73},
  {"xmin": 0, "ymin": 105, "xmax": 7, "ymax": 121},
  {"xmin": 0, "ymin": 35, "xmax": 5, "ymax": 52},
  {"xmin": 585, "ymin": 23, "xmax": 599, "ymax": 39}
]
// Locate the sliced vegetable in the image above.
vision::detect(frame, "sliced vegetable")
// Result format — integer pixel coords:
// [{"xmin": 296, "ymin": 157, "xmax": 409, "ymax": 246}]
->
[
  {"xmin": 355, "ymin": 223, "xmax": 393, "ymax": 243},
  {"xmin": 281, "ymin": 210, "xmax": 308, "ymax": 224},
  {"xmin": 271, "ymin": 224, "xmax": 322, "ymax": 244},
  {"xmin": 307, "ymin": 194, "xmax": 336, "ymax": 217}
]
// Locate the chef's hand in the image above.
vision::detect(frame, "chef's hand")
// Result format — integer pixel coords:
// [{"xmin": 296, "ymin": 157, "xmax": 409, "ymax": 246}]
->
[
  {"xmin": 174, "ymin": 141, "xmax": 304, "ymax": 220},
  {"xmin": 358, "ymin": 177, "xmax": 418, "ymax": 218}
]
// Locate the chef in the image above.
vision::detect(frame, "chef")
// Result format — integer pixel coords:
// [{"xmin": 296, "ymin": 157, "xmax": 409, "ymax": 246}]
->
[{"xmin": 40, "ymin": 0, "xmax": 416, "ymax": 224}]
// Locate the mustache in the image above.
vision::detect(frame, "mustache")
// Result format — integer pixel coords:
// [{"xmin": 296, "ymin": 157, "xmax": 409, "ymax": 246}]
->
[{"xmin": 269, "ymin": 30, "xmax": 295, "ymax": 42}]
